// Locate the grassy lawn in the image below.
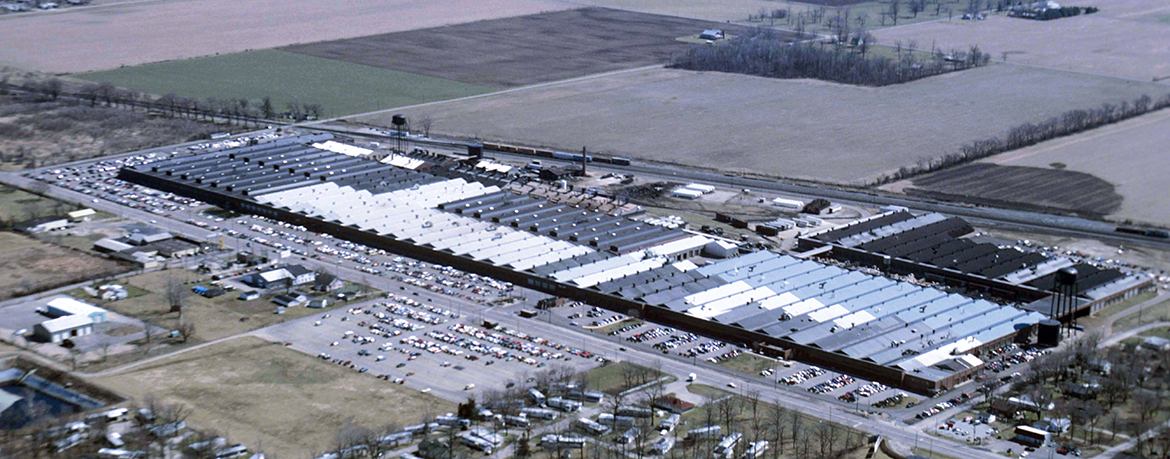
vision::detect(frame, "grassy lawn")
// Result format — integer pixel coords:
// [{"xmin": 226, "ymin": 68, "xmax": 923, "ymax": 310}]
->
[
  {"xmin": 1094, "ymin": 290, "xmax": 1159, "ymax": 319},
  {"xmin": 39, "ymin": 232, "xmax": 107, "ymax": 252},
  {"xmin": 0, "ymin": 185, "xmax": 77, "ymax": 222},
  {"xmin": 685, "ymin": 383, "xmax": 735, "ymax": 401},
  {"xmin": 1139, "ymin": 326, "xmax": 1170, "ymax": 340},
  {"xmin": 93, "ymin": 337, "xmax": 454, "ymax": 459},
  {"xmin": 715, "ymin": 352, "xmax": 779, "ymax": 376},
  {"xmin": 583, "ymin": 360, "xmax": 671, "ymax": 396},
  {"xmin": 94, "ymin": 269, "xmax": 362, "ymax": 343},
  {"xmin": 911, "ymin": 447, "xmax": 965, "ymax": 459},
  {"xmin": 77, "ymin": 50, "xmax": 497, "ymax": 117},
  {"xmin": 1113, "ymin": 296, "xmax": 1170, "ymax": 332}
]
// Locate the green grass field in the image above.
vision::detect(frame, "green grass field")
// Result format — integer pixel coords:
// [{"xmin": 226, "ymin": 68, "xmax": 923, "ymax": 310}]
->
[
  {"xmin": 76, "ymin": 50, "xmax": 496, "ymax": 117},
  {"xmin": 715, "ymin": 352, "xmax": 779, "ymax": 375},
  {"xmin": 583, "ymin": 360, "xmax": 671, "ymax": 395}
]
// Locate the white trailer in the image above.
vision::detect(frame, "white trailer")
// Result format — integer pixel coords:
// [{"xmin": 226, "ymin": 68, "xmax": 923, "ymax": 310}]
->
[{"xmin": 771, "ymin": 197, "xmax": 804, "ymax": 210}]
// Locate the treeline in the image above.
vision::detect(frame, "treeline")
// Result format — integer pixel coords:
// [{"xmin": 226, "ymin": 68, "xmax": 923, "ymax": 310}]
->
[
  {"xmin": 669, "ymin": 28, "xmax": 991, "ymax": 87},
  {"xmin": 875, "ymin": 93, "xmax": 1170, "ymax": 184},
  {"xmin": 2, "ymin": 73, "xmax": 324, "ymax": 126}
]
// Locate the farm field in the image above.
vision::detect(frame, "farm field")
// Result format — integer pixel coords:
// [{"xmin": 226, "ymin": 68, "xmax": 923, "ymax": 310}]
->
[
  {"xmin": 93, "ymin": 337, "xmax": 454, "ymax": 459},
  {"xmin": 0, "ymin": 231, "xmax": 131, "ymax": 301},
  {"xmin": 0, "ymin": 0, "xmax": 572, "ymax": 73},
  {"xmin": 970, "ymin": 109, "xmax": 1170, "ymax": 227},
  {"xmin": 285, "ymin": 8, "xmax": 765, "ymax": 88},
  {"xmin": 77, "ymin": 50, "xmax": 494, "ymax": 117},
  {"xmin": 872, "ymin": 0, "xmax": 1170, "ymax": 82},
  {"xmin": 907, "ymin": 163, "xmax": 1123, "ymax": 217},
  {"xmin": 356, "ymin": 65, "xmax": 1168, "ymax": 184}
]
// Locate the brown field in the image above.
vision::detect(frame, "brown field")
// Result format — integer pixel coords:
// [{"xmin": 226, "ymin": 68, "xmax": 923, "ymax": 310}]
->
[
  {"xmin": 908, "ymin": 163, "xmax": 1123, "ymax": 217},
  {"xmin": 357, "ymin": 65, "xmax": 1167, "ymax": 184},
  {"xmin": 973, "ymin": 109, "xmax": 1170, "ymax": 227},
  {"xmin": 94, "ymin": 337, "xmax": 454, "ymax": 459},
  {"xmin": 0, "ymin": 231, "xmax": 131, "ymax": 300},
  {"xmin": 0, "ymin": 96, "xmax": 219, "ymax": 170},
  {"xmin": 0, "ymin": 0, "xmax": 573, "ymax": 73},
  {"xmin": 286, "ymin": 7, "xmax": 764, "ymax": 87},
  {"xmin": 872, "ymin": 0, "xmax": 1170, "ymax": 82}
]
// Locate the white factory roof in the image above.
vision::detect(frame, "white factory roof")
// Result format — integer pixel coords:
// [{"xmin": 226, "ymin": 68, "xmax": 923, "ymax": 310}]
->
[
  {"xmin": 313, "ymin": 141, "xmax": 373, "ymax": 157},
  {"xmin": 47, "ymin": 297, "xmax": 105, "ymax": 317},
  {"xmin": 255, "ymin": 178, "xmax": 581, "ymax": 272},
  {"xmin": 39, "ymin": 314, "xmax": 93, "ymax": 333},
  {"xmin": 646, "ymin": 235, "xmax": 711, "ymax": 258},
  {"xmin": 382, "ymin": 154, "xmax": 426, "ymax": 170}
]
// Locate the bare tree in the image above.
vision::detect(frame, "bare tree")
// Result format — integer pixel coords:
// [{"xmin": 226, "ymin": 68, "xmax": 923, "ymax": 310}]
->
[
  {"xmin": 165, "ymin": 275, "xmax": 186, "ymax": 314},
  {"xmin": 176, "ymin": 321, "xmax": 196, "ymax": 343},
  {"xmin": 417, "ymin": 115, "xmax": 435, "ymax": 138}
]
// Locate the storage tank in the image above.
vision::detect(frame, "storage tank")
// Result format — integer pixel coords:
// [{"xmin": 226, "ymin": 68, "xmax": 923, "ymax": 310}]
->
[{"xmin": 1037, "ymin": 319, "xmax": 1061, "ymax": 347}]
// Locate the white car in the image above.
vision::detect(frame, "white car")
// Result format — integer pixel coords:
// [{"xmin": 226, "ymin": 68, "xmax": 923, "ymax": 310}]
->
[
  {"xmin": 727, "ymin": 382, "xmax": 737, "ymax": 389},
  {"xmin": 376, "ymin": 355, "xmax": 386, "ymax": 361},
  {"xmin": 331, "ymin": 341, "xmax": 339, "ymax": 346}
]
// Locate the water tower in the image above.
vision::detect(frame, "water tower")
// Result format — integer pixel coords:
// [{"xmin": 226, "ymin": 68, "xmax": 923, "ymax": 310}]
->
[
  {"xmin": 391, "ymin": 114, "xmax": 407, "ymax": 152},
  {"xmin": 1050, "ymin": 267, "xmax": 1078, "ymax": 336}
]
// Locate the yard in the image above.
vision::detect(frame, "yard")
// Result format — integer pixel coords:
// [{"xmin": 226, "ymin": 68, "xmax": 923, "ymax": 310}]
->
[
  {"xmin": 359, "ymin": 64, "xmax": 1167, "ymax": 184},
  {"xmin": 92, "ymin": 337, "xmax": 454, "ymax": 459},
  {"xmin": 582, "ymin": 360, "xmax": 671, "ymax": 395},
  {"xmin": 77, "ymin": 50, "xmax": 495, "ymax": 118},
  {"xmin": 0, "ymin": 231, "xmax": 131, "ymax": 301},
  {"xmin": 1113, "ymin": 296, "xmax": 1170, "ymax": 332},
  {"xmin": 93, "ymin": 269, "xmax": 358, "ymax": 343},
  {"xmin": 0, "ymin": 185, "xmax": 77, "ymax": 222},
  {"xmin": 715, "ymin": 352, "xmax": 780, "ymax": 375}
]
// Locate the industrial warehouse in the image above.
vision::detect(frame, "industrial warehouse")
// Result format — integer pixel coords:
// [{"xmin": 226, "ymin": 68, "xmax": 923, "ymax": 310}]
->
[
  {"xmin": 117, "ymin": 136, "xmax": 1140, "ymax": 393},
  {"xmin": 797, "ymin": 211, "xmax": 1156, "ymax": 320}
]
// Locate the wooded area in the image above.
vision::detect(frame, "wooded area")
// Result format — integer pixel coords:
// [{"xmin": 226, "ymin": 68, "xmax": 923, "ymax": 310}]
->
[{"xmin": 669, "ymin": 28, "xmax": 990, "ymax": 87}]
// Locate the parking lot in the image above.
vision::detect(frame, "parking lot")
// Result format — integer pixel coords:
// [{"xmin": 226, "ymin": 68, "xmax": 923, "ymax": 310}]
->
[
  {"xmin": 259, "ymin": 296, "xmax": 607, "ymax": 403},
  {"xmin": 534, "ymin": 298, "xmax": 912, "ymax": 409}
]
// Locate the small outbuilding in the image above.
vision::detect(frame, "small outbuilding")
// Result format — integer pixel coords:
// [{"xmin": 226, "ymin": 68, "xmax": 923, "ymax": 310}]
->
[
  {"xmin": 313, "ymin": 273, "xmax": 344, "ymax": 292},
  {"xmin": 67, "ymin": 208, "xmax": 96, "ymax": 222},
  {"xmin": 14, "ymin": 216, "xmax": 68, "ymax": 233},
  {"xmin": 34, "ymin": 315, "xmax": 94, "ymax": 343},
  {"xmin": 273, "ymin": 293, "xmax": 308, "ymax": 307},
  {"xmin": 699, "ymin": 29, "xmax": 725, "ymax": 40}
]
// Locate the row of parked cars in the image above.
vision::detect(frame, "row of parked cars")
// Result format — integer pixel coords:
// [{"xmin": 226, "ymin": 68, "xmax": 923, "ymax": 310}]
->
[
  {"xmin": 809, "ymin": 374, "xmax": 855, "ymax": 394},
  {"xmin": 780, "ymin": 366, "xmax": 827, "ymax": 386}
]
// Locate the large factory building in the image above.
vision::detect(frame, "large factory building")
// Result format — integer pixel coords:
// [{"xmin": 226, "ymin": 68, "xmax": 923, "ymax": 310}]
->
[{"xmin": 120, "ymin": 135, "xmax": 1101, "ymax": 393}]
